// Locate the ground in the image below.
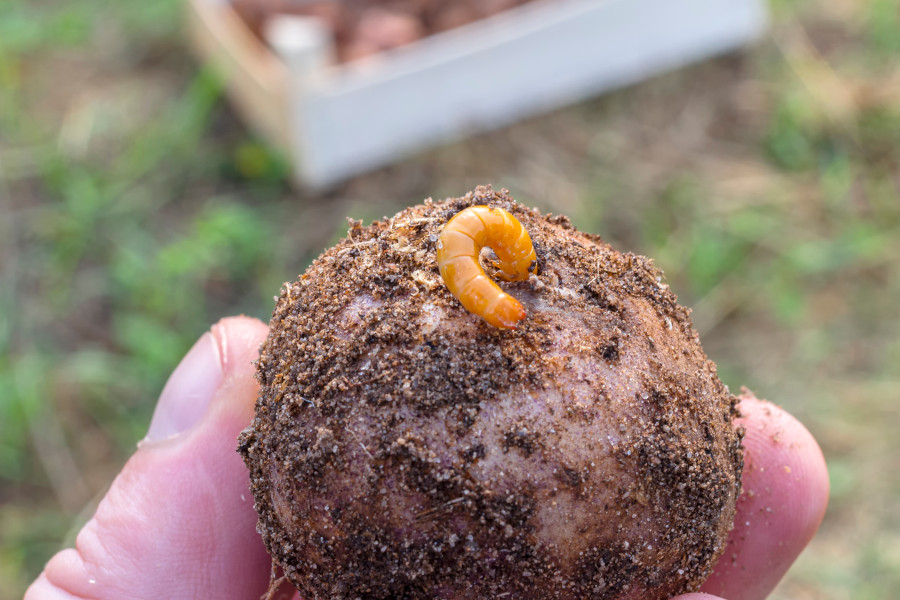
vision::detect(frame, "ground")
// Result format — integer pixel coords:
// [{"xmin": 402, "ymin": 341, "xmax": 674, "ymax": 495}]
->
[{"xmin": 1, "ymin": 0, "xmax": 899, "ymax": 598}]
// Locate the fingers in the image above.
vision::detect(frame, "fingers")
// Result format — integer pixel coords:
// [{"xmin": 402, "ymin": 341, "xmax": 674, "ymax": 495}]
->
[
  {"xmin": 26, "ymin": 325, "xmax": 825, "ymax": 600},
  {"xmin": 699, "ymin": 391, "xmax": 830, "ymax": 600},
  {"xmin": 26, "ymin": 316, "xmax": 273, "ymax": 600}
]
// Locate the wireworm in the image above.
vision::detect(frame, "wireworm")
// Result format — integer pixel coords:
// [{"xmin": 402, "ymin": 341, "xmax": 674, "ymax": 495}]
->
[{"xmin": 436, "ymin": 206, "xmax": 537, "ymax": 329}]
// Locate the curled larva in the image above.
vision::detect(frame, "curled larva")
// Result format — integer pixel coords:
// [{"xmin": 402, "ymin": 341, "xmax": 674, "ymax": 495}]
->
[{"xmin": 436, "ymin": 206, "xmax": 537, "ymax": 329}]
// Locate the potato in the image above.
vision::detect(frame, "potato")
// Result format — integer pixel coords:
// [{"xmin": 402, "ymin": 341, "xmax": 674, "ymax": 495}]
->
[
  {"xmin": 239, "ymin": 185, "xmax": 743, "ymax": 599},
  {"xmin": 356, "ymin": 8, "xmax": 424, "ymax": 50}
]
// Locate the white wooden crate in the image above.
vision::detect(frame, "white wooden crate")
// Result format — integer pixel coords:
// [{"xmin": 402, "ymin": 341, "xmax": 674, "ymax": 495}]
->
[{"xmin": 187, "ymin": 0, "xmax": 768, "ymax": 188}]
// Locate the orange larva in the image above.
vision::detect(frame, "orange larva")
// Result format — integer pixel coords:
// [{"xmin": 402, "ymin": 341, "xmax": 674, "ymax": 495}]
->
[{"xmin": 436, "ymin": 206, "xmax": 537, "ymax": 329}]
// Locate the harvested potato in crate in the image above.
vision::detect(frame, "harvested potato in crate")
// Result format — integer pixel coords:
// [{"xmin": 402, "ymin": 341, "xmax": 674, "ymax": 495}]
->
[{"xmin": 231, "ymin": 0, "xmax": 549, "ymax": 62}]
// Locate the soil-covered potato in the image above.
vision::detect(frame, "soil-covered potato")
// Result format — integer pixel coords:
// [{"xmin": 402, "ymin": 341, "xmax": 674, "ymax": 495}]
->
[{"xmin": 239, "ymin": 185, "xmax": 743, "ymax": 600}]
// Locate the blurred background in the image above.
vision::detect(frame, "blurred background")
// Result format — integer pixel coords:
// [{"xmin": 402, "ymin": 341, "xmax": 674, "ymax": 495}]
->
[{"xmin": 1, "ymin": 0, "xmax": 899, "ymax": 598}]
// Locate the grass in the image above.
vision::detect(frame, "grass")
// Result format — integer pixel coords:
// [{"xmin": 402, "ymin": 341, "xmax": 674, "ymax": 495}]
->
[{"xmin": 2, "ymin": 0, "xmax": 899, "ymax": 598}]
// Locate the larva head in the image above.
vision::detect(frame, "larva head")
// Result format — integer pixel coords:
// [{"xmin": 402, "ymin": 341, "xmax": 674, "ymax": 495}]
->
[{"xmin": 240, "ymin": 185, "xmax": 743, "ymax": 600}]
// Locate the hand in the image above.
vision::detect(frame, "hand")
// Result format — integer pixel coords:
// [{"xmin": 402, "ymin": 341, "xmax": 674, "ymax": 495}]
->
[
  {"xmin": 672, "ymin": 390, "xmax": 829, "ymax": 600},
  {"xmin": 25, "ymin": 317, "xmax": 828, "ymax": 600}
]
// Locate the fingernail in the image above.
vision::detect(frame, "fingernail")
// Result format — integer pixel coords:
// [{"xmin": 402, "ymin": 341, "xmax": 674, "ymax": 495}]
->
[{"xmin": 144, "ymin": 332, "xmax": 223, "ymax": 443}]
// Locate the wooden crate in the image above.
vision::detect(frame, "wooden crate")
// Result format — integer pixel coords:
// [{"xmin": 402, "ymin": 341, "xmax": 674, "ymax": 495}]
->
[{"xmin": 187, "ymin": 0, "xmax": 767, "ymax": 188}]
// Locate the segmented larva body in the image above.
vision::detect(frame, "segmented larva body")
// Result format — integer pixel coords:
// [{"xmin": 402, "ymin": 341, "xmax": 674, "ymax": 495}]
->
[{"xmin": 437, "ymin": 206, "xmax": 537, "ymax": 329}]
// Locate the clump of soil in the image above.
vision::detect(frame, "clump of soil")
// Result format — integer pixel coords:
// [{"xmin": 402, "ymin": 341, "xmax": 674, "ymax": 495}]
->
[{"xmin": 239, "ymin": 185, "xmax": 743, "ymax": 600}]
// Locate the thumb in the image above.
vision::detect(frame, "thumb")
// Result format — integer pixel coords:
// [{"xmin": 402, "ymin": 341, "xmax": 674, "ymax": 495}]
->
[{"xmin": 26, "ymin": 316, "xmax": 274, "ymax": 600}]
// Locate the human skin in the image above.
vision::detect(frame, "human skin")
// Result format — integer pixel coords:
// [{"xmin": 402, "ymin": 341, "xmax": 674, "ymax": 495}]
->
[{"xmin": 24, "ymin": 316, "xmax": 829, "ymax": 600}]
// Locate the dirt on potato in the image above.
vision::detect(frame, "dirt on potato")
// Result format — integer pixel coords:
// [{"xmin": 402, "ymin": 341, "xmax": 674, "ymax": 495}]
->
[{"xmin": 239, "ymin": 185, "xmax": 743, "ymax": 600}]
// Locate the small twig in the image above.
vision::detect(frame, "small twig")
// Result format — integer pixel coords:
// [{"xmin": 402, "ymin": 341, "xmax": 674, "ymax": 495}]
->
[
  {"xmin": 415, "ymin": 497, "xmax": 466, "ymax": 521},
  {"xmin": 346, "ymin": 373, "xmax": 387, "ymax": 389},
  {"xmin": 262, "ymin": 561, "xmax": 289, "ymax": 600},
  {"xmin": 346, "ymin": 425, "xmax": 373, "ymax": 460},
  {"xmin": 392, "ymin": 217, "xmax": 435, "ymax": 229}
]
